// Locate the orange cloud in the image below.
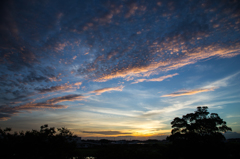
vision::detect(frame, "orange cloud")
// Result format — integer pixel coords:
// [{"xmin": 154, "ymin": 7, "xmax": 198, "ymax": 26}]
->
[
  {"xmin": 161, "ymin": 87, "xmax": 217, "ymax": 97},
  {"xmin": 48, "ymin": 73, "xmax": 62, "ymax": 82},
  {"xmin": 125, "ymin": 3, "xmax": 138, "ymax": 18},
  {"xmin": 36, "ymin": 83, "xmax": 75, "ymax": 93},
  {"xmin": 74, "ymin": 82, "xmax": 82, "ymax": 89},
  {"xmin": 88, "ymin": 85, "xmax": 124, "ymax": 95},
  {"xmin": 54, "ymin": 42, "xmax": 67, "ymax": 52},
  {"xmin": 74, "ymin": 82, "xmax": 82, "ymax": 86},
  {"xmin": 132, "ymin": 73, "xmax": 179, "ymax": 84},
  {"xmin": 36, "ymin": 82, "xmax": 83, "ymax": 94},
  {"xmin": 94, "ymin": 44, "xmax": 240, "ymax": 82},
  {"xmin": 73, "ymin": 56, "xmax": 77, "ymax": 60}
]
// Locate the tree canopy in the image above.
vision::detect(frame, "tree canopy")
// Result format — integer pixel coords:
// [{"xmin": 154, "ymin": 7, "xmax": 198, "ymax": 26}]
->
[
  {"xmin": 166, "ymin": 107, "xmax": 232, "ymax": 159},
  {"xmin": 167, "ymin": 106, "xmax": 232, "ymax": 143},
  {"xmin": 0, "ymin": 124, "xmax": 77, "ymax": 159}
]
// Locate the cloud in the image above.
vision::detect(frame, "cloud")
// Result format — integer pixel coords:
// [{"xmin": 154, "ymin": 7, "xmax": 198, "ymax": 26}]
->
[
  {"xmin": 46, "ymin": 94, "xmax": 86, "ymax": 104},
  {"xmin": 203, "ymin": 72, "xmax": 240, "ymax": 89},
  {"xmin": 0, "ymin": 113, "xmax": 12, "ymax": 121},
  {"xmin": 93, "ymin": 46, "xmax": 240, "ymax": 82},
  {"xmin": 88, "ymin": 85, "xmax": 124, "ymax": 95},
  {"xmin": 0, "ymin": 0, "xmax": 240, "ymax": 132},
  {"xmin": 132, "ymin": 73, "xmax": 179, "ymax": 84},
  {"xmin": 35, "ymin": 82, "xmax": 82, "ymax": 94},
  {"xmin": 125, "ymin": 3, "xmax": 139, "ymax": 18},
  {"xmin": 81, "ymin": 106, "xmax": 138, "ymax": 117},
  {"xmin": 0, "ymin": 103, "xmax": 67, "ymax": 120},
  {"xmin": 74, "ymin": 82, "xmax": 82, "ymax": 86},
  {"xmin": 82, "ymin": 131, "xmax": 132, "ymax": 135},
  {"xmin": 35, "ymin": 84, "xmax": 74, "ymax": 93},
  {"xmin": 0, "ymin": 94, "xmax": 86, "ymax": 120},
  {"xmin": 161, "ymin": 87, "xmax": 217, "ymax": 97},
  {"xmin": 141, "ymin": 73, "xmax": 240, "ymax": 117},
  {"xmin": 226, "ymin": 115, "xmax": 240, "ymax": 118},
  {"xmin": 160, "ymin": 71, "xmax": 240, "ymax": 98},
  {"xmin": 22, "ymin": 71, "xmax": 51, "ymax": 83}
]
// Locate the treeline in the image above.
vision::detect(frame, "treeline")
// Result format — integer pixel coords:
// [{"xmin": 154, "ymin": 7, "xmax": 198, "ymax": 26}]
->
[
  {"xmin": 0, "ymin": 124, "xmax": 77, "ymax": 159},
  {"xmin": 1, "ymin": 124, "xmax": 240, "ymax": 159}
]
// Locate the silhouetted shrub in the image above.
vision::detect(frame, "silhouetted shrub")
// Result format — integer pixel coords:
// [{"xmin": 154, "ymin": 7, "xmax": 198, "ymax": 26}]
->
[{"xmin": 0, "ymin": 124, "xmax": 77, "ymax": 159}]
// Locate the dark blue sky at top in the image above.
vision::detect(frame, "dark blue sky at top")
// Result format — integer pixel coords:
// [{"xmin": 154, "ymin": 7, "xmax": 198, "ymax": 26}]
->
[{"xmin": 0, "ymin": 0, "xmax": 240, "ymax": 137}]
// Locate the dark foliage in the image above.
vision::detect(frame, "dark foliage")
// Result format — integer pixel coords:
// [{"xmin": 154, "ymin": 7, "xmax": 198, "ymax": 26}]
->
[
  {"xmin": 0, "ymin": 124, "xmax": 77, "ymax": 159},
  {"xmin": 167, "ymin": 106, "xmax": 232, "ymax": 159}
]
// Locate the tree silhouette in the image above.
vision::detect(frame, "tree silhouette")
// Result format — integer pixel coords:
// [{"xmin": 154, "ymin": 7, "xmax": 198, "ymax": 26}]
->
[
  {"xmin": 167, "ymin": 106, "xmax": 232, "ymax": 159},
  {"xmin": 167, "ymin": 106, "xmax": 231, "ymax": 143},
  {"xmin": 0, "ymin": 124, "xmax": 77, "ymax": 159}
]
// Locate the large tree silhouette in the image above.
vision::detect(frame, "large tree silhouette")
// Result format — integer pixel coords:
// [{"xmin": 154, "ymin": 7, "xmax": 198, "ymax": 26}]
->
[{"xmin": 167, "ymin": 106, "xmax": 232, "ymax": 159}]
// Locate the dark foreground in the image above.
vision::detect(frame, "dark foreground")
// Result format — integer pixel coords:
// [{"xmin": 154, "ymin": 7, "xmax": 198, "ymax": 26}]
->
[
  {"xmin": 74, "ymin": 142, "xmax": 240, "ymax": 159},
  {"xmin": 1, "ymin": 125, "xmax": 240, "ymax": 159}
]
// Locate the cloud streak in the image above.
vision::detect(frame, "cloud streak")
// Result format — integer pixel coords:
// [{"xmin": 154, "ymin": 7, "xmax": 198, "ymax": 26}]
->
[
  {"xmin": 0, "ymin": 94, "xmax": 85, "ymax": 120},
  {"xmin": 82, "ymin": 131, "xmax": 132, "ymax": 135},
  {"xmin": 46, "ymin": 94, "xmax": 86, "ymax": 104},
  {"xmin": 132, "ymin": 73, "xmax": 179, "ymax": 84},
  {"xmin": 161, "ymin": 72, "xmax": 240, "ymax": 98},
  {"xmin": 35, "ymin": 82, "xmax": 82, "ymax": 94},
  {"xmin": 161, "ymin": 87, "xmax": 217, "ymax": 97},
  {"xmin": 88, "ymin": 86, "xmax": 124, "ymax": 95}
]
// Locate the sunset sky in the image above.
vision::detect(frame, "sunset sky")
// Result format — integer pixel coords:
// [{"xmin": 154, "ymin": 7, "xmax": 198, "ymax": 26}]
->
[{"xmin": 1, "ymin": 0, "xmax": 240, "ymax": 140}]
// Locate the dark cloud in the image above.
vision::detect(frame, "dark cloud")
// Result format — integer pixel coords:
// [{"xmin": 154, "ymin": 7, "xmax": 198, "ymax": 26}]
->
[
  {"xmin": 35, "ymin": 84, "xmax": 72, "ymax": 94},
  {"xmin": 0, "ymin": 94, "xmax": 85, "ymax": 120},
  {"xmin": 0, "ymin": 113, "xmax": 12, "ymax": 121},
  {"xmin": 22, "ymin": 71, "xmax": 51, "ymax": 83},
  {"xmin": 82, "ymin": 131, "xmax": 132, "ymax": 135},
  {"xmin": 0, "ymin": 102, "xmax": 67, "ymax": 121},
  {"xmin": 46, "ymin": 94, "xmax": 85, "ymax": 104}
]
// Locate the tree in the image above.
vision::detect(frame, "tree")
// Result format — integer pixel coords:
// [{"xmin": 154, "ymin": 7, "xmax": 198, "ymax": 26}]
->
[
  {"xmin": 167, "ymin": 106, "xmax": 232, "ymax": 144},
  {"xmin": 166, "ymin": 106, "xmax": 232, "ymax": 159},
  {"xmin": 0, "ymin": 124, "xmax": 77, "ymax": 159}
]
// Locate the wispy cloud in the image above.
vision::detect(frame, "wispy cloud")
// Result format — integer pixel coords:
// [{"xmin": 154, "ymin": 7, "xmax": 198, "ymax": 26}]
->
[
  {"xmin": 132, "ymin": 73, "xmax": 179, "ymax": 84},
  {"xmin": 226, "ymin": 115, "xmax": 240, "ymax": 118},
  {"xmin": 88, "ymin": 85, "xmax": 124, "ymax": 95},
  {"xmin": 0, "ymin": 103, "xmax": 67, "ymax": 121},
  {"xmin": 46, "ymin": 94, "xmax": 86, "ymax": 104},
  {"xmin": 82, "ymin": 131, "xmax": 132, "ymax": 135},
  {"xmin": 203, "ymin": 71, "xmax": 240, "ymax": 89},
  {"xmin": 161, "ymin": 72, "xmax": 240, "ymax": 97},
  {"xmin": 161, "ymin": 87, "xmax": 216, "ymax": 97},
  {"xmin": 35, "ymin": 82, "xmax": 82, "ymax": 94},
  {"xmin": 0, "ymin": 94, "xmax": 86, "ymax": 120},
  {"xmin": 141, "ymin": 73, "xmax": 240, "ymax": 117},
  {"xmin": 93, "ymin": 46, "xmax": 240, "ymax": 82},
  {"xmin": 81, "ymin": 106, "xmax": 138, "ymax": 117}
]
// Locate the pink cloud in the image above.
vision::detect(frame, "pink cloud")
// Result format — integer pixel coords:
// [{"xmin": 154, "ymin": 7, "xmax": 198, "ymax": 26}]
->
[
  {"xmin": 161, "ymin": 87, "xmax": 217, "ymax": 97},
  {"xmin": 88, "ymin": 86, "xmax": 124, "ymax": 95}
]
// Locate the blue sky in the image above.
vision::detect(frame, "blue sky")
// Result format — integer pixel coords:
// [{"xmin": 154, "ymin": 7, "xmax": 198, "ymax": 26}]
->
[{"xmin": 0, "ymin": 0, "xmax": 240, "ymax": 140}]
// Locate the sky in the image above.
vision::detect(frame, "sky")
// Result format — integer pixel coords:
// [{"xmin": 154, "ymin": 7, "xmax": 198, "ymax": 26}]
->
[{"xmin": 0, "ymin": 0, "xmax": 240, "ymax": 140}]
